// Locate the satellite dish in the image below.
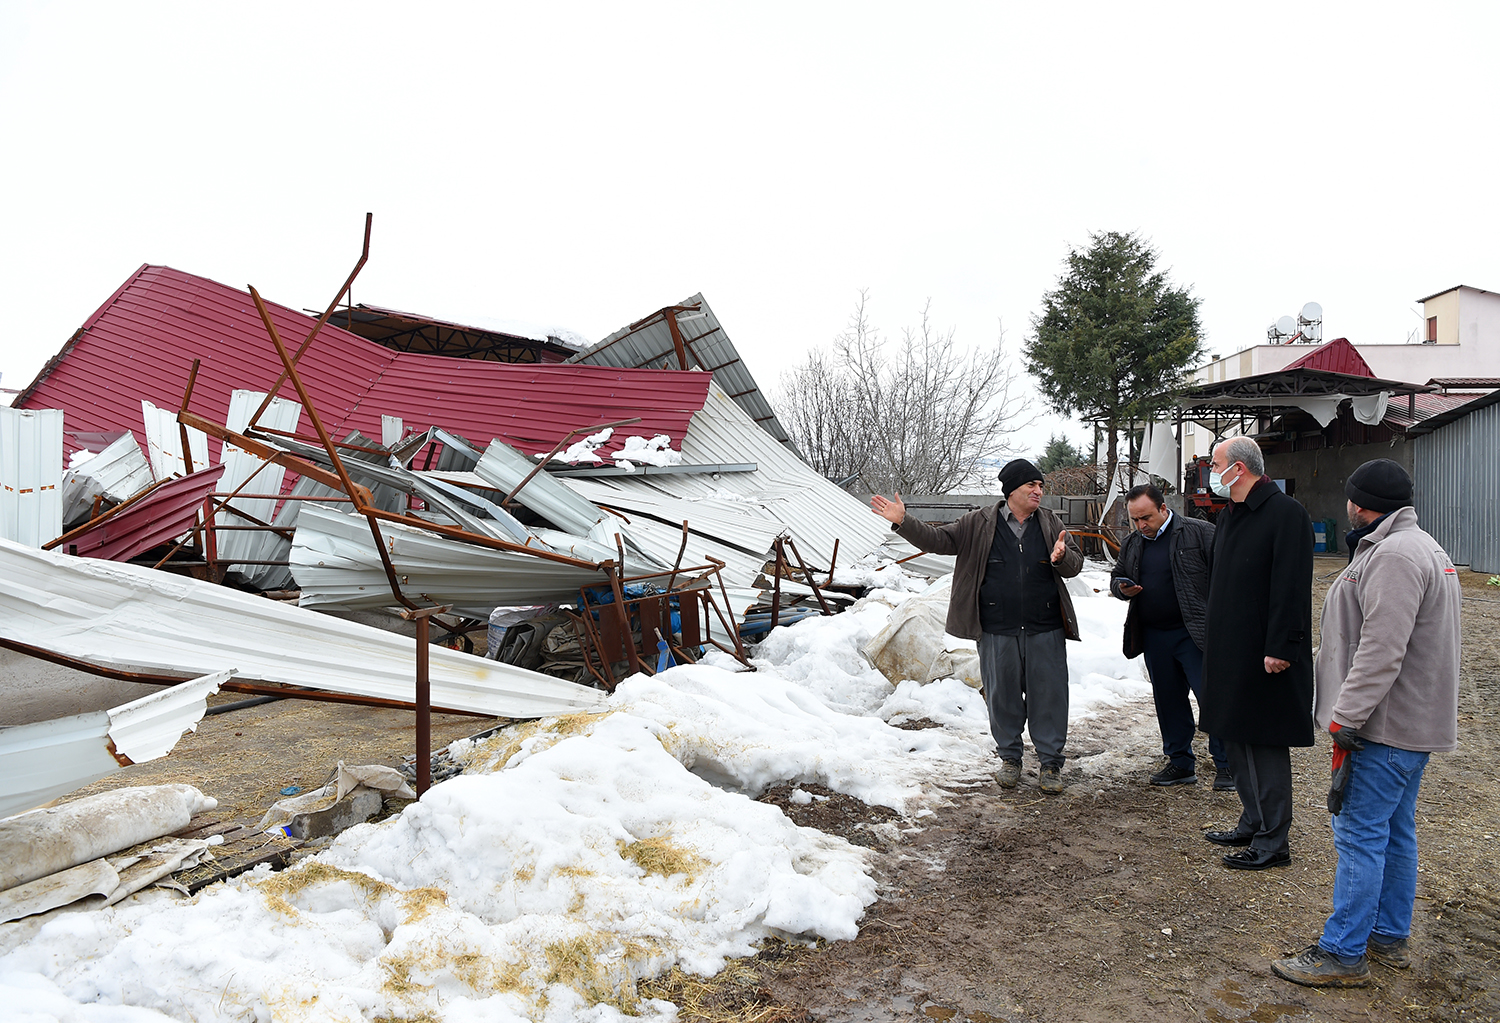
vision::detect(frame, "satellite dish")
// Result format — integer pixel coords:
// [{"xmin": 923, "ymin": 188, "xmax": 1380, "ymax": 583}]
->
[
  {"xmin": 1300, "ymin": 302, "xmax": 1323, "ymax": 323},
  {"xmin": 1275, "ymin": 315, "xmax": 1297, "ymax": 336}
]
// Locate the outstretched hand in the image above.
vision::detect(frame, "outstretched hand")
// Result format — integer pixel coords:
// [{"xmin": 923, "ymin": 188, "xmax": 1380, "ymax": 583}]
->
[
  {"xmin": 1050, "ymin": 529, "xmax": 1070, "ymax": 563},
  {"xmin": 871, "ymin": 492, "xmax": 905, "ymax": 525}
]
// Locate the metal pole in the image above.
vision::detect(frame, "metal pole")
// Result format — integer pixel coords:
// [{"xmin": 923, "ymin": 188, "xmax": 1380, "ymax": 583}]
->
[{"xmin": 399, "ymin": 604, "xmax": 452, "ymax": 796}]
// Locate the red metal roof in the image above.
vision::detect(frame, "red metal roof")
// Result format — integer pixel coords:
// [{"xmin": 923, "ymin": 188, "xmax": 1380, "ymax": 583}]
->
[
  {"xmin": 1281, "ymin": 338, "xmax": 1375, "ymax": 377},
  {"xmin": 17, "ymin": 266, "xmax": 713, "ymax": 462},
  {"xmin": 63, "ymin": 466, "xmax": 224, "ymax": 562}
]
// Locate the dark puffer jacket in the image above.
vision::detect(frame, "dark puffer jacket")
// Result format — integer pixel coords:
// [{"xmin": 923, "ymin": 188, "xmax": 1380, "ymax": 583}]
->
[{"xmin": 1110, "ymin": 513, "xmax": 1215, "ymax": 657}]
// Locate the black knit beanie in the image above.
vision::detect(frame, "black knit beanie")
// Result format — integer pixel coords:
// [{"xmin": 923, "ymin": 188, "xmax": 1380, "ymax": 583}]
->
[
  {"xmin": 1345, "ymin": 458, "xmax": 1412, "ymax": 513},
  {"xmin": 998, "ymin": 458, "xmax": 1045, "ymax": 496}
]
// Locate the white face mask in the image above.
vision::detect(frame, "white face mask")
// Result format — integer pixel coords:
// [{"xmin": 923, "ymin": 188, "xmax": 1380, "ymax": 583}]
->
[{"xmin": 1209, "ymin": 463, "xmax": 1238, "ymax": 498}]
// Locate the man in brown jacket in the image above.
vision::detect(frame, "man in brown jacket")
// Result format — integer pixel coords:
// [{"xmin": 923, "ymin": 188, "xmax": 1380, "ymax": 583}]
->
[
  {"xmin": 872, "ymin": 458, "xmax": 1083, "ymax": 793},
  {"xmin": 1272, "ymin": 458, "xmax": 1461, "ymax": 988}
]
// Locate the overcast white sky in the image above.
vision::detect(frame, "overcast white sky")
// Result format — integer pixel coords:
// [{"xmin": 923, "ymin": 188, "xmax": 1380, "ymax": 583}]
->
[{"xmin": 2, "ymin": 2, "xmax": 1496, "ymax": 458}]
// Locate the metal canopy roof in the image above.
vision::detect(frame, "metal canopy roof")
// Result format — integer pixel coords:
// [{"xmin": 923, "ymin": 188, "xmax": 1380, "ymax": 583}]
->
[
  {"xmin": 327, "ymin": 303, "xmax": 580, "ymax": 363},
  {"xmin": 568, "ymin": 293, "xmax": 796, "ymax": 450},
  {"xmin": 1182, "ymin": 367, "xmax": 1429, "ymax": 414},
  {"xmin": 16, "ymin": 266, "xmax": 712, "ymax": 462}
]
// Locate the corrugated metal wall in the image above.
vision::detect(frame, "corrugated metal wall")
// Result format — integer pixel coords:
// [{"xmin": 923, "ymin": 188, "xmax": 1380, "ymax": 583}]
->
[
  {"xmin": 1413, "ymin": 400, "xmax": 1500, "ymax": 573},
  {"xmin": 0, "ymin": 406, "xmax": 63, "ymax": 546}
]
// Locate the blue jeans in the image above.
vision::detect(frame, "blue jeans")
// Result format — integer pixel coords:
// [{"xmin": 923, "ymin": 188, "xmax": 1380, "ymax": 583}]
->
[
  {"xmin": 1319, "ymin": 742, "xmax": 1430, "ymax": 960},
  {"xmin": 1141, "ymin": 625, "xmax": 1227, "ymax": 773}
]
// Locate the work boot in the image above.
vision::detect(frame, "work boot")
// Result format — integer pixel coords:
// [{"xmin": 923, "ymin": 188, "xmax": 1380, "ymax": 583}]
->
[
  {"xmin": 1039, "ymin": 765, "xmax": 1064, "ymax": 794},
  {"xmin": 1367, "ymin": 935, "xmax": 1411, "ymax": 969},
  {"xmin": 1213, "ymin": 766, "xmax": 1235, "ymax": 791},
  {"xmin": 996, "ymin": 760, "xmax": 1022, "ymax": 789},
  {"xmin": 1150, "ymin": 763, "xmax": 1197, "ymax": 787},
  {"xmin": 1270, "ymin": 944, "xmax": 1371, "ymax": 988}
]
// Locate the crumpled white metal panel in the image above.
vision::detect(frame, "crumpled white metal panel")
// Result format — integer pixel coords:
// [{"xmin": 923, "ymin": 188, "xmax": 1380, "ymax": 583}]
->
[
  {"xmin": 0, "ymin": 671, "xmax": 228, "ymax": 819},
  {"xmin": 217, "ymin": 391, "xmax": 303, "ymax": 588},
  {"xmin": 0, "ymin": 537, "xmax": 610, "ymax": 718},
  {"xmin": 475, "ymin": 439, "xmax": 606, "ymax": 537},
  {"xmin": 561, "ymin": 477, "xmax": 787, "ymax": 557},
  {"xmin": 60, "ymin": 433, "xmax": 154, "ymax": 527},
  {"xmin": 290, "ymin": 505, "xmax": 608, "ymax": 617},
  {"xmin": 572, "ymin": 382, "xmax": 891, "ymax": 569},
  {"xmin": 0, "ymin": 406, "xmax": 63, "ymax": 547},
  {"xmin": 141, "ymin": 401, "xmax": 208, "ymax": 480}
]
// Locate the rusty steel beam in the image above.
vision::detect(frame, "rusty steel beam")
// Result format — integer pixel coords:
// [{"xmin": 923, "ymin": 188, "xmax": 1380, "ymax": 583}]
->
[{"xmin": 247, "ymin": 213, "xmax": 373, "ymax": 430}]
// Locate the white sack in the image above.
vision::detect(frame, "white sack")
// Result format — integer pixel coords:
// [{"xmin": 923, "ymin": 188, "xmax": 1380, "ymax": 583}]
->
[
  {"xmin": 860, "ymin": 576, "xmax": 982, "ymax": 689},
  {"xmin": 0, "ymin": 784, "xmax": 215, "ymax": 892}
]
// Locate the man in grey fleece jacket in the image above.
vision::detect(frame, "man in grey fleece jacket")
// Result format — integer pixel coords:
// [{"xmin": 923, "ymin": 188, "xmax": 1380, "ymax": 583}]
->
[{"xmin": 1272, "ymin": 459, "xmax": 1461, "ymax": 988}]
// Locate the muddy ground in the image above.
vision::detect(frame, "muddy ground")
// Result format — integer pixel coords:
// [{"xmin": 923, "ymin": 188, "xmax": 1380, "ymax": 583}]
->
[{"xmin": 69, "ymin": 565, "xmax": 1500, "ymax": 1022}]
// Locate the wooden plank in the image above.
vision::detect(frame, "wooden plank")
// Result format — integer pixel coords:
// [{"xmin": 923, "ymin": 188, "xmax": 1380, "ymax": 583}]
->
[{"xmin": 168, "ymin": 811, "xmax": 299, "ymax": 893}]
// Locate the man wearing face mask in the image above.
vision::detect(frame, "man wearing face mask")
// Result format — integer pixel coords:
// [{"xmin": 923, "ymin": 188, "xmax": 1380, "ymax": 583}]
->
[
  {"xmin": 1200, "ymin": 437, "xmax": 1314, "ymax": 871},
  {"xmin": 871, "ymin": 459, "xmax": 1084, "ymax": 794},
  {"xmin": 1271, "ymin": 459, "xmax": 1460, "ymax": 987}
]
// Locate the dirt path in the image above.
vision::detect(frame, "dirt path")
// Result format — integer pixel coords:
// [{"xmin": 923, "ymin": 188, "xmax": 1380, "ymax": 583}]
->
[
  {"xmin": 62, "ymin": 567, "xmax": 1500, "ymax": 1021},
  {"xmin": 722, "ymin": 568, "xmax": 1500, "ymax": 1023}
]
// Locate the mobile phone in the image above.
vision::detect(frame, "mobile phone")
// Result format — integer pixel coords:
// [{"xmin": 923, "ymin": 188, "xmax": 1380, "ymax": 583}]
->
[{"xmin": 1115, "ymin": 577, "xmax": 1137, "ymax": 589}]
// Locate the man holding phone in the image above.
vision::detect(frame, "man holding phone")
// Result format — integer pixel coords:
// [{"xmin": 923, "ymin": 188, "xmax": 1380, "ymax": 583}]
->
[{"xmin": 1110, "ymin": 484, "xmax": 1228, "ymax": 789}]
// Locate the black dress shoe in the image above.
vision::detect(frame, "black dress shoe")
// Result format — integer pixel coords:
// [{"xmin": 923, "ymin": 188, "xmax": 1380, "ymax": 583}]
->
[
  {"xmin": 1212, "ymin": 767, "xmax": 1235, "ymax": 791},
  {"xmin": 1222, "ymin": 847, "xmax": 1291, "ymax": 871},
  {"xmin": 1203, "ymin": 829, "xmax": 1254, "ymax": 847}
]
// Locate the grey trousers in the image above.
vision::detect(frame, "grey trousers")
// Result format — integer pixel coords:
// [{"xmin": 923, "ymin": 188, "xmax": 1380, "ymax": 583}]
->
[
  {"xmin": 977, "ymin": 628, "xmax": 1069, "ymax": 768},
  {"xmin": 1224, "ymin": 741, "xmax": 1294, "ymax": 855}
]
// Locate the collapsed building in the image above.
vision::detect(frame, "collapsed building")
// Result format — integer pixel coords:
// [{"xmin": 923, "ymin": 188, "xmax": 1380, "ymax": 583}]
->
[{"xmin": 0, "ymin": 244, "xmax": 953, "ymax": 821}]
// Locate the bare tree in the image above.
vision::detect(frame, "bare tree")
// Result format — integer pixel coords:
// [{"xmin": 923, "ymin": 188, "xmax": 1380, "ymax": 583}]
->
[{"xmin": 778, "ymin": 292, "xmax": 1031, "ymax": 494}]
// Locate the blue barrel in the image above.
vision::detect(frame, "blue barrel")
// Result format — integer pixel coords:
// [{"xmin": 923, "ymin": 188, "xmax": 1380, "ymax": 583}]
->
[{"xmin": 1313, "ymin": 522, "xmax": 1327, "ymax": 552}]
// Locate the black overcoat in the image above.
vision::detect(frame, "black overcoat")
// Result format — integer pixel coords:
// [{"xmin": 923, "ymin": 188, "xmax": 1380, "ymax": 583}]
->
[{"xmin": 1200, "ymin": 477, "xmax": 1315, "ymax": 746}]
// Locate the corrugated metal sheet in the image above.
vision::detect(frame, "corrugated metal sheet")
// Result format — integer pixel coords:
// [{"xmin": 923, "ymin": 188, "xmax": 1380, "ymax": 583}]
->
[
  {"xmin": 141, "ymin": 400, "xmax": 209, "ymax": 479},
  {"xmin": 0, "ymin": 537, "xmax": 609, "ymax": 718},
  {"xmin": 64, "ymin": 466, "xmax": 224, "ymax": 562},
  {"xmin": 217, "ymin": 390, "xmax": 303, "ymax": 581},
  {"xmin": 290, "ymin": 505, "xmax": 608, "ymax": 617},
  {"xmin": 575, "ymin": 382, "xmax": 892, "ymax": 570},
  {"xmin": 568, "ymin": 293, "xmax": 795, "ymax": 449},
  {"xmin": 562, "ymin": 477, "xmax": 788, "ymax": 557},
  {"xmin": 1413, "ymin": 399, "xmax": 1500, "ymax": 573},
  {"xmin": 17, "ymin": 265, "xmax": 712, "ymax": 463},
  {"xmin": 475, "ymin": 439, "xmax": 608, "ymax": 538},
  {"xmin": 1382, "ymin": 391, "xmax": 1490, "ymax": 431},
  {"xmin": 59, "ymin": 433, "xmax": 153, "ymax": 527},
  {"xmin": 0, "ymin": 407, "xmax": 63, "ymax": 547},
  {"xmin": 0, "ymin": 671, "xmax": 229, "ymax": 819}
]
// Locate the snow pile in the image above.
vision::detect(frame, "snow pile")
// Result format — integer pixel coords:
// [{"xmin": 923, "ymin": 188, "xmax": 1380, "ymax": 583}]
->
[
  {"xmin": 66, "ymin": 448, "xmax": 97, "ymax": 470},
  {"xmin": 0, "ymin": 560, "xmax": 1147, "ymax": 1023},
  {"xmin": 551, "ymin": 427, "xmax": 613, "ymax": 464},
  {"xmin": 613, "ymin": 435, "xmax": 682, "ymax": 469}
]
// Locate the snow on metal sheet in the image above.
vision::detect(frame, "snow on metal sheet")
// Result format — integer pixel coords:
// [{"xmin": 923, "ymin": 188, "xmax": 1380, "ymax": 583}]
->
[
  {"xmin": 217, "ymin": 391, "xmax": 302, "ymax": 585},
  {"xmin": 0, "ymin": 406, "xmax": 63, "ymax": 547},
  {"xmin": 0, "ymin": 671, "xmax": 228, "ymax": 819},
  {"xmin": 0, "ymin": 537, "xmax": 609, "ymax": 718},
  {"xmin": 290, "ymin": 505, "xmax": 608, "ymax": 617},
  {"xmin": 141, "ymin": 400, "xmax": 208, "ymax": 480},
  {"xmin": 475, "ymin": 439, "xmax": 607, "ymax": 537}
]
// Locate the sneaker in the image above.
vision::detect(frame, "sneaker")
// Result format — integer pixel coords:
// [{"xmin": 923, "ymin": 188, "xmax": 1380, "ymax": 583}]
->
[
  {"xmin": 996, "ymin": 760, "xmax": 1022, "ymax": 789},
  {"xmin": 1213, "ymin": 767, "xmax": 1235, "ymax": 791},
  {"xmin": 1270, "ymin": 944, "xmax": 1371, "ymax": 988},
  {"xmin": 1039, "ymin": 765, "xmax": 1064, "ymax": 794},
  {"xmin": 1150, "ymin": 763, "xmax": 1197, "ymax": 787},
  {"xmin": 1367, "ymin": 935, "xmax": 1411, "ymax": 969}
]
